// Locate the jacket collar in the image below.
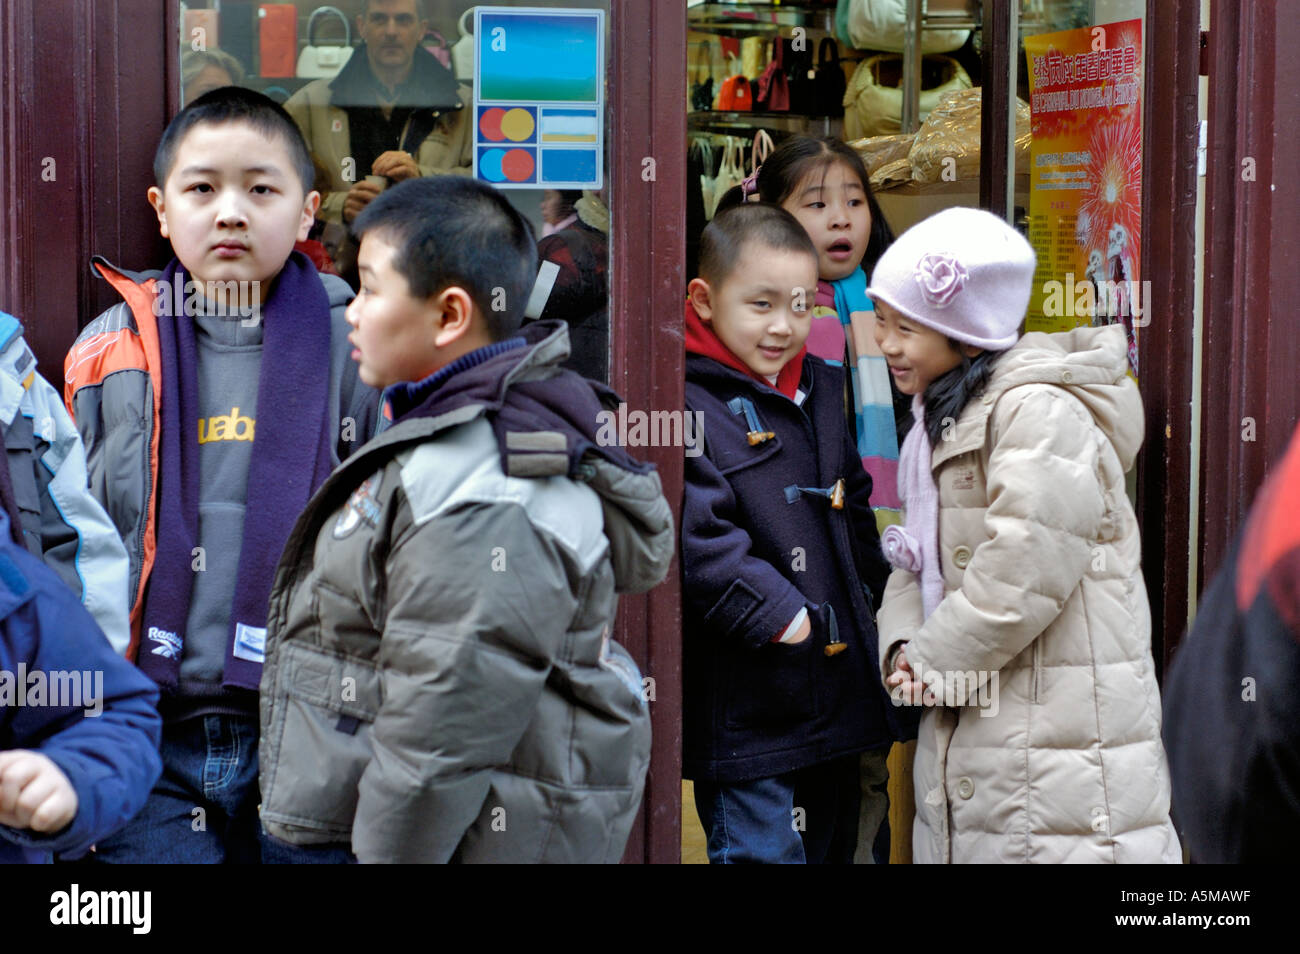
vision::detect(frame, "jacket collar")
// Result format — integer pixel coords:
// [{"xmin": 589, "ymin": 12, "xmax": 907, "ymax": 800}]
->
[
  {"xmin": 930, "ymin": 389, "xmax": 999, "ymax": 469},
  {"xmin": 329, "ymin": 43, "xmax": 462, "ymax": 111},
  {"xmin": 683, "ymin": 299, "xmax": 806, "ymax": 400},
  {"xmin": 382, "ymin": 337, "xmax": 528, "ymax": 423}
]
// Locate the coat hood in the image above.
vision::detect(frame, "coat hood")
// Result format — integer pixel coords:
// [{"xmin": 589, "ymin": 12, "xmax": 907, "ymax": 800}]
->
[
  {"xmin": 382, "ymin": 320, "xmax": 674, "ymax": 594},
  {"xmin": 987, "ymin": 324, "xmax": 1143, "ymax": 470}
]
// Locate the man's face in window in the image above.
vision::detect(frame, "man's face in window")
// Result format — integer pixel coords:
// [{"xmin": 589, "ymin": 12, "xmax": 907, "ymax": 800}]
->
[{"xmin": 359, "ymin": 0, "xmax": 426, "ymax": 74}]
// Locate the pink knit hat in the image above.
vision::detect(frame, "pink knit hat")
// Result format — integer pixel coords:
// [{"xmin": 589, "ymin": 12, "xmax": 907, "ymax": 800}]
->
[{"xmin": 865, "ymin": 207, "xmax": 1036, "ymax": 350}]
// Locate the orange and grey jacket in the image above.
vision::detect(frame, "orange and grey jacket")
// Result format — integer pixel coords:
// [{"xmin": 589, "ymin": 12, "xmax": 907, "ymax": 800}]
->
[{"xmin": 63, "ymin": 257, "xmax": 378, "ymax": 662}]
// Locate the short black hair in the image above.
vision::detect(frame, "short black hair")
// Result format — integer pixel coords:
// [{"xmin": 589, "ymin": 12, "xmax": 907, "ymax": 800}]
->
[
  {"xmin": 698, "ymin": 203, "xmax": 817, "ymax": 287},
  {"xmin": 153, "ymin": 86, "xmax": 316, "ymax": 193},
  {"xmin": 352, "ymin": 176, "xmax": 538, "ymax": 341}
]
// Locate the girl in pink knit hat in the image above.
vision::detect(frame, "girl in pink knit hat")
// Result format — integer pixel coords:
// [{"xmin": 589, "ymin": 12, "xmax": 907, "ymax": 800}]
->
[{"xmin": 869, "ymin": 207, "xmax": 1180, "ymax": 864}]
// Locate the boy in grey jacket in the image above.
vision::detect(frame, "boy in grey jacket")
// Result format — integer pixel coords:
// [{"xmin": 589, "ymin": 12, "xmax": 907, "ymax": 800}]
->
[{"xmin": 258, "ymin": 176, "xmax": 672, "ymax": 863}]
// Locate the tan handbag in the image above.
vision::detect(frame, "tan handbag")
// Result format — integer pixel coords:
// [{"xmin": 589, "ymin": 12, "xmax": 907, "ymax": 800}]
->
[
  {"xmin": 843, "ymin": 54, "xmax": 972, "ymax": 139},
  {"xmin": 741, "ymin": 36, "xmax": 768, "ymax": 81},
  {"xmin": 708, "ymin": 139, "xmax": 746, "ymax": 219}
]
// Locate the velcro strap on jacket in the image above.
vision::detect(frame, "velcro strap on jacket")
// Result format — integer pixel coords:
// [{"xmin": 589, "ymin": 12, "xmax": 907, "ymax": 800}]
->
[{"xmin": 504, "ymin": 430, "xmax": 569, "ymax": 477}]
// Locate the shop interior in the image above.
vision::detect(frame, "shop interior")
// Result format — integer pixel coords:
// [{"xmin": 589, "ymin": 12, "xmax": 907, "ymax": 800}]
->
[{"xmin": 682, "ymin": 0, "xmax": 1145, "ymax": 864}]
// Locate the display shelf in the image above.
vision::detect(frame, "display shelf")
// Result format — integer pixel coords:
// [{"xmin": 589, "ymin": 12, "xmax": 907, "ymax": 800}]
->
[
  {"xmin": 687, "ymin": 2, "xmax": 834, "ymax": 38},
  {"xmin": 689, "ymin": 109, "xmax": 842, "ymax": 137}
]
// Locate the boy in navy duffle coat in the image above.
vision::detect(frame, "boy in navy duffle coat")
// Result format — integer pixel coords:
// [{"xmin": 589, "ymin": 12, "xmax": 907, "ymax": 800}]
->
[{"xmin": 681, "ymin": 204, "xmax": 916, "ymax": 864}]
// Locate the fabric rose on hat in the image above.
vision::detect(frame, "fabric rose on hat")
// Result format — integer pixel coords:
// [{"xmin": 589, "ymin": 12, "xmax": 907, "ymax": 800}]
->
[{"xmin": 914, "ymin": 252, "xmax": 969, "ymax": 308}]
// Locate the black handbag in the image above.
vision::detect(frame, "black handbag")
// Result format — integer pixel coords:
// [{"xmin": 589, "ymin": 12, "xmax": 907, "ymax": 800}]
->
[
  {"xmin": 814, "ymin": 37, "xmax": 847, "ymax": 117},
  {"xmin": 785, "ymin": 38, "xmax": 817, "ymax": 115},
  {"xmin": 691, "ymin": 41, "xmax": 715, "ymax": 112}
]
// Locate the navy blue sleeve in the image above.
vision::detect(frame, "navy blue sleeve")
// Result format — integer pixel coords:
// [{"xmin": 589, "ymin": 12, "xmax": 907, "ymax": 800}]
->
[
  {"xmin": 0, "ymin": 546, "xmax": 161, "ymax": 858},
  {"xmin": 680, "ymin": 431, "xmax": 809, "ymax": 650}
]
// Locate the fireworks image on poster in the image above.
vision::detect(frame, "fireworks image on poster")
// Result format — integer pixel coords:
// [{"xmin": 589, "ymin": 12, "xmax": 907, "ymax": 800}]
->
[
  {"xmin": 1025, "ymin": 19, "xmax": 1144, "ymax": 376},
  {"xmin": 1078, "ymin": 115, "xmax": 1142, "ymax": 263}
]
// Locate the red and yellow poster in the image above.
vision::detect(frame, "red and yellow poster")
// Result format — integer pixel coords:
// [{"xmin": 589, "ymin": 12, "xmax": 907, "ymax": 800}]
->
[{"xmin": 1024, "ymin": 19, "xmax": 1143, "ymax": 375}]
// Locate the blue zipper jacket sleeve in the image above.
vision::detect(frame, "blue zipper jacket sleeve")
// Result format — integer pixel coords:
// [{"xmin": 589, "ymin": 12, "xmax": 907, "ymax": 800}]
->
[{"xmin": 0, "ymin": 514, "xmax": 160, "ymax": 862}]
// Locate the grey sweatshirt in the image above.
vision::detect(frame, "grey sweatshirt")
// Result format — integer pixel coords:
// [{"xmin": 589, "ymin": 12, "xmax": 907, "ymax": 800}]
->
[{"xmin": 170, "ymin": 274, "xmax": 378, "ymax": 719}]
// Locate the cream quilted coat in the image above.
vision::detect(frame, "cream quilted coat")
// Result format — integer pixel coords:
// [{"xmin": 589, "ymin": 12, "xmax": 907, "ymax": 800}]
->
[{"xmin": 878, "ymin": 325, "xmax": 1181, "ymax": 864}]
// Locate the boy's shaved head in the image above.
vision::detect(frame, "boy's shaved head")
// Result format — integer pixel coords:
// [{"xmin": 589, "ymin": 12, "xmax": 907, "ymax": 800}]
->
[
  {"xmin": 153, "ymin": 86, "xmax": 315, "ymax": 192},
  {"xmin": 352, "ymin": 176, "xmax": 537, "ymax": 341},
  {"xmin": 698, "ymin": 203, "xmax": 818, "ymax": 289}
]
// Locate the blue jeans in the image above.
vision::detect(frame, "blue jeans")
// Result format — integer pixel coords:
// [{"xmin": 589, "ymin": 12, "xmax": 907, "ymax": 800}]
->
[
  {"xmin": 87, "ymin": 713, "xmax": 354, "ymax": 864},
  {"xmin": 694, "ymin": 753, "xmax": 868, "ymax": 864}
]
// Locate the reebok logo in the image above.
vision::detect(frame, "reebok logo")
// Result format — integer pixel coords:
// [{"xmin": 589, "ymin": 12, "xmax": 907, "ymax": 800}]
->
[
  {"xmin": 198, "ymin": 407, "xmax": 255, "ymax": 444},
  {"xmin": 147, "ymin": 626, "xmax": 181, "ymax": 659}
]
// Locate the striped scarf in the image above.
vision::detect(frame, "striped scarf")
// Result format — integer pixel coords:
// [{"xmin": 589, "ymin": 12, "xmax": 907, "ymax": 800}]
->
[{"xmin": 807, "ymin": 268, "xmax": 901, "ymax": 530}]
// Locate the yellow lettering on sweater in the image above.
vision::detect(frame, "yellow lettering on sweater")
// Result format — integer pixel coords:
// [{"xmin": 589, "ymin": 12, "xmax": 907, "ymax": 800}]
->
[{"xmin": 197, "ymin": 407, "xmax": 255, "ymax": 444}]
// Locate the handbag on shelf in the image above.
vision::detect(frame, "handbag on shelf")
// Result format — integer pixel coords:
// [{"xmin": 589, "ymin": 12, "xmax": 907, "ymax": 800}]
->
[
  {"xmin": 257, "ymin": 4, "xmax": 298, "ymax": 78},
  {"xmin": 750, "ymin": 129, "xmax": 775, "ymax": 180},
  {"xmin": 691, "ymin": 41, "xmax": 715, "ymax": 112},
  {"xmin": 296, "ymin": 6, "xmax": 354, "ymax": 79},
  {"xmin": 715, "ymin": 56, "xmax": 753, "ymax": 111},
  {"xmin": 753, "ymin": 36, "xmax": 790, "ymax": 112},
  {"xmin": 813, "ymin": 37, "xmax": 847, "ymax": 117},
  {"xmin": 839, "ymin": 0, "xmax": 971, "ymax": 54},
  {"xmin": 709, "ymin": 138, "xmax": 747, "ymax": 217},
  {"xmin": 452, "ymin": 7, "xmax": 476, "ymax": 81},
  {"xmin": 741, "ymin": 35, "xmax": 768, "ymax": 81},
  {"xmin": 423, "ymin": 28, "xmax": 453, "ymax": 69},
  {"xmin": 843, "ymin": 53, "xmax": 972, "ymax": 138},
  {"xmin": 785, "ymin": 38, "xmax": 817, "ymax": 115},
  {"xmin": 694, "ymin": 138, "xmax": 717, "ymax": 212}
]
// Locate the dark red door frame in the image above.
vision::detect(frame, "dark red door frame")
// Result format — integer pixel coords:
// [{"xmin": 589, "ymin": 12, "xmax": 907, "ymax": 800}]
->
[
  {"xmin": 609, "ymin": 0, "xmax": 685, "ymax": 864},
  {"xmin": 1, "ymin": 0, "xmax": 174, "ymax": 392},
  {"xmin": 1136, "ymin": 0, "xmax": 1201, "ymax": 672},
  {"xmin": 1199, "ymin": 1, "xmax": 1300, "ymax": 593}
]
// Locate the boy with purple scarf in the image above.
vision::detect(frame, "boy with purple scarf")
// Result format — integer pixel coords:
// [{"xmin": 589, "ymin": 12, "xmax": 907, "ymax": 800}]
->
[{"xmin": 62, "ymin": 87, "xmax": 378, "ymax": 862}]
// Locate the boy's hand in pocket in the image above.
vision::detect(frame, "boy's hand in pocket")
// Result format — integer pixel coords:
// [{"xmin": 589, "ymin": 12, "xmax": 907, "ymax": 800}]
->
[{"xmin": 786, "ymin": 616, "xmax": 812, "ymax": 644}]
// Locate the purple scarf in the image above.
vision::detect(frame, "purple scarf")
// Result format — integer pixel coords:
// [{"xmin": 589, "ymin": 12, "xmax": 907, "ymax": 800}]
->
[
  {"xmin": 880, "ymin": 396, "xmax": 943, "ymax": 618},
  {"xmin": 140, "ymin": 253, "xmax": 334, "ymax": 692}
]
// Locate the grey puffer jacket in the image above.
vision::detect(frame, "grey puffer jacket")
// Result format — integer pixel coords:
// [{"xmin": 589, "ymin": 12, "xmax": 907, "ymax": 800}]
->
[{"xmin": 259, "ymin": 322, "xmax": 672, "ymax": 863}]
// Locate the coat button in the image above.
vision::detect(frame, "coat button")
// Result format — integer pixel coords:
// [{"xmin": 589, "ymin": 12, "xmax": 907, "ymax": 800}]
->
[
  {"xmin": 1061, "ymin": 370, "xmax": 1074, "ymax": 383},
  {"xmin": 952, "ymin": 545, "xmax": 972, "ymax": 568},
  {"xmin": 956, "ymin": 777, "xmax": 974, "ymax": 799},
  {"xmin": 982, "ymin": 393, "xmax": 994, "ymax": 405}
]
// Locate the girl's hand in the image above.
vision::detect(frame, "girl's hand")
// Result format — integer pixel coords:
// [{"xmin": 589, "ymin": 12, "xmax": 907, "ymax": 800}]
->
[{"xmin": 886, "ymin": 646, "xmax": 927, "ymax": 704}]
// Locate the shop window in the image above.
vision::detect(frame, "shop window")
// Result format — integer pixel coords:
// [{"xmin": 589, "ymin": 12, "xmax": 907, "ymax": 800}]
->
[{"xmin": 175, "ymin": 0, "xmax": 612, "ymax": 382}]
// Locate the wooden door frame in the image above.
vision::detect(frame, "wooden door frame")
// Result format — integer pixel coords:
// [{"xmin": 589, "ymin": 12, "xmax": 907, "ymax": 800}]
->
[
  {"xmin": 1137, "ymin": 0, "xmax": 1202, "ymax": 671},
  {"xmin": 1199, "ymin": 1, "xmax": 1300, "ymax": 594},
  {"xmin": 609, "ymin": 0, "xmax": 685, "ymax": 864}
]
